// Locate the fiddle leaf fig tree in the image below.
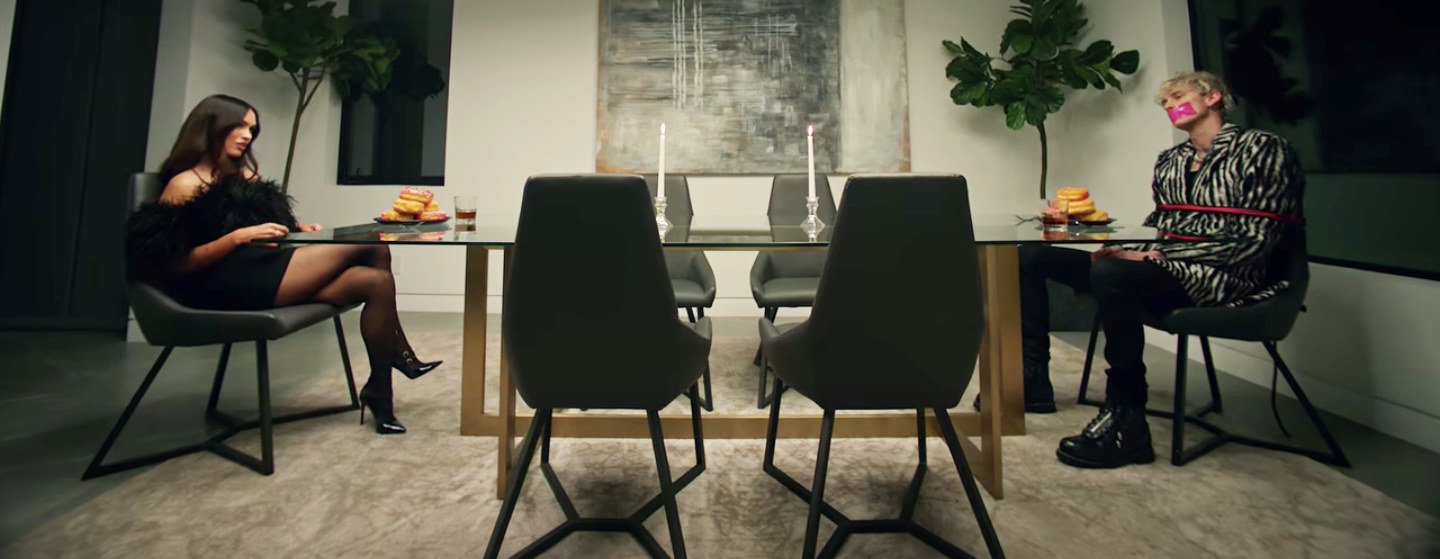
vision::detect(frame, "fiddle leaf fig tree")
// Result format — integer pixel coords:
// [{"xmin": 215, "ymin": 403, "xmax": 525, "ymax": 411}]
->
[
  {"xmin": 944, "ymin": 0, "xmax": 1140, "ymax": 198},
  {"xmin": 240, "ymin": 0, "xmax": 399, "ymax": 192}
]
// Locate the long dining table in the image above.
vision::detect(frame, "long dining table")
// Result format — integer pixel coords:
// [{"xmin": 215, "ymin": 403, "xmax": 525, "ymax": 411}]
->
[{"xmin": 274, "ymin": 213, "xmax": 1194, "ymax": 500}]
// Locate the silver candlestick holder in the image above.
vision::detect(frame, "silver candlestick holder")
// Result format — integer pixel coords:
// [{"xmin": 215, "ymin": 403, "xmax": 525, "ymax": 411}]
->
[
  {"xmin": 800, "ymin": 196, "xmax": 826, "ymax": 237},
  {"xmin": 655, "ymin": 196, "xmax": 672, "ymax": 236}
]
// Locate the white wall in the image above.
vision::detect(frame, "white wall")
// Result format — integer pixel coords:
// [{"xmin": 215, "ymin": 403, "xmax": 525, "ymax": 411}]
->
[{"xmin": 0, "ymin": 0, "xmax": 15, "ymax": 112}]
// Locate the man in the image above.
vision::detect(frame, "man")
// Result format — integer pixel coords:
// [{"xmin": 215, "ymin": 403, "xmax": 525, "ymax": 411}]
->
[{"xmin": 1021, "ymin": 71, "xmax": 1306, "ymax": 468}]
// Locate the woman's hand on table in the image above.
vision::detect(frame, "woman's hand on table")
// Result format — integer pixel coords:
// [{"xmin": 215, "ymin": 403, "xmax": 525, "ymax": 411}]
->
[
  {"xmin": 229, "ymin": 223, "xmax": 290, "ymax": 247},
  {"xmin": 297, "ymin": 222, "xmax": 323, "ymax": 232}
]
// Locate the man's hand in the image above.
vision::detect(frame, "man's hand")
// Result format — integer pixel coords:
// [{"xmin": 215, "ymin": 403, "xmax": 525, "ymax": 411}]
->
[
  {"xmin": 1093, "ymin": 247, "xmax": 1163, "ymax": 262},
  {"xmin": 298, "ymin": 223, "xmax": 323, "ymax": 232},
  {"xmin": 1091, "ymin": 246, "xmax": 1123, "ymax": 262}
]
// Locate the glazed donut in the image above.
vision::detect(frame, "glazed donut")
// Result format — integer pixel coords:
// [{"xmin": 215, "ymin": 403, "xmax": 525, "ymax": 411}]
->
[
  {"xmin": 393, "ymin": 198, "xmax": 425, "ymax": 214},
  {"xmin": 425, "ymin": 201, "xmax": 439, "ymax": 212},
  {"xmin": 1067, "ymin": 198, "xmax": 1095, "ymax": 216},
  {"xmin": 380, "ymin": 209, "xmax": 407, "ymax": 221},
  {"xmin": 398, "ymin": 186, "xmax": 433, "ymax": 204},
  {"xmin": 1056, "ymin": 186, "xmax": 1089, "ymax": 201},
  {"xmin": 418, "ymin": 210, "xmax": 448, "ymax": 221},
  {"xmin": 1080, "ymin": 209, "xmax": 1109, "ymax": 222}
]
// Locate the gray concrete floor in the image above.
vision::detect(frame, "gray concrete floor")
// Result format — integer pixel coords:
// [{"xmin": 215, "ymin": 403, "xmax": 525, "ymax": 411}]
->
[{"xmin": 0, "ymin": 313, "xmax": 1435, "ymax": 548}]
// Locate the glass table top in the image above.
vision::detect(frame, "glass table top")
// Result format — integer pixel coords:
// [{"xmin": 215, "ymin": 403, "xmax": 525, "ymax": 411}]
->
[{"xmin": 267, "ymin": 214, "xmax": 1202, "ymax": 248}]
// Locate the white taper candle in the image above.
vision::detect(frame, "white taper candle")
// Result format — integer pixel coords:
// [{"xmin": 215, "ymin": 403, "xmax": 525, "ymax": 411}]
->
[
  {"xmin": 658, "ymin": 123, "xmax": 666, "ymax": 201},
  {"xmin": 806, "ymin": 124, "xmax": 816, "ymax": 199}
]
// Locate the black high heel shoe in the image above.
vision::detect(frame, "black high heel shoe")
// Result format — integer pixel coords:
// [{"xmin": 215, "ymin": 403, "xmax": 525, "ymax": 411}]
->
[
  {"xmin": 393, "ymin": 349, "xmax": 442, "ymax": 380},
  {"xmin": 359, "ymin": 383, "xmax": 407, "ymax": 435}
]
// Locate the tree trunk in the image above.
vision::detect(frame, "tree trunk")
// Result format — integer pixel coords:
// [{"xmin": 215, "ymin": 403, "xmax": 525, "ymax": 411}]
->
[
  {"xmin": 1037, "ymin": 121, "xmax": 1049, "ymax": 199},
  {"xmin": 281, "ymin": 69, "xmax": 310, "ymax": 193}
]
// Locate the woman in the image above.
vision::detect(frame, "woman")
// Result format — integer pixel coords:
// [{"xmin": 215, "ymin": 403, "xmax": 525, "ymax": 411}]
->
[
  {"xmin": 1018, "ymin": 72, "xmax": 1304, "ymax": 468},
  {"xmin": 126, "ymin": 94, "xmax": 440, "ymax": 435}
]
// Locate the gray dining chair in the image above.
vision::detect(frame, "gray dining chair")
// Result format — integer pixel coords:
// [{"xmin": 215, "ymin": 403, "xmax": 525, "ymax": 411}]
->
[
  {"xmin": 759, "ymin": 174, "xmax": 1004, "ymax": 559},
  {"xmin": 750, "ymin": 173, "xmax": 836, "ymax": 407},
  {"xmin": 1075, "ymin": 232, "xmax": 1348, "ymax": 467},
  {"xmin": 643, "ymin": 173, "xmax": 715, "ymax": 410},
  {"xmin": 485, "ymin": 174, "xmax": 712, "ymax": 559},
  {"xmin": 84, "ymin": 173, "xmax": 360, "ymax": 480}
]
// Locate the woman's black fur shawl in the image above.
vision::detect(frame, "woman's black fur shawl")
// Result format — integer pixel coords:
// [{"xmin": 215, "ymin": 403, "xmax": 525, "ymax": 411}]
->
[{"xmin": 125, "ymin": 175, "xmax": 299, "ymax": 287}]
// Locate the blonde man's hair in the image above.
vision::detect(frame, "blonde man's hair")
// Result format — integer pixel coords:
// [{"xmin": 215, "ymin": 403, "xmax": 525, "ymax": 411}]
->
[{"xmin": 1156, "ymin": 71, "xmax": 1236, "ymax": 117}]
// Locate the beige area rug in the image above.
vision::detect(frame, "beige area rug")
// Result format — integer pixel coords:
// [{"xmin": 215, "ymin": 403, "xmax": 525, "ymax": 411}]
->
[{"xmin": 7, "ymin": 333, "xmax": 1439, "ymax": 558}]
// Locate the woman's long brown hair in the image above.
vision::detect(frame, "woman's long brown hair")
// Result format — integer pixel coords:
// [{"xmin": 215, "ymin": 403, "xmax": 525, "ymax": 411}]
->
[{"xmin": 158, "ymin": 94, "xmax": 260, "ymax": 185}]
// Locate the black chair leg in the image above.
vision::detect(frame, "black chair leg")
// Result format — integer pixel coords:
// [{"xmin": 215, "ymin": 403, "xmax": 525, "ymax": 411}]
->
[
  {"xmin": 1167, "ymin": 341, "xmax": 1350, "ymax": 467},
  {"xmin": 1263, "ymin": 342, "xmax": 1350, "ymax": 467},
  {"xmin": 255, "ymin": 341, "xmax": 275, "ymax": 474},
  {"xmin": 685, "ymin": 307, "xmax": 696, "ymax": 323},
  {"xmin": 1077, "ymin": 314, "xmax": 1101, "ymax": 404},
  {"xmin": 803, "ymin": 410, "xmax": 837, "ymax": 559},
  {"xmin": 700, "ymin": 368, "xmax": 713, "ymax": 412},
  {"xmin": 647, "ymin": 410, "xmax": 687, "ymax": 559},
  {"xmin": 696, "ymin": 308, "xmax": 704, "ymax": 319},
  {"xmin": 1171, "ymin": 334, "xmax": 1189, "ymax": 465},
  {"xmin": 934, "ymin": 408, "xmax": 1006, "ymax": 559},
  {"xmin": 762, "ymin": 385, "xmax": 987, "ymax": 558},
  {"xmin": 82, "ymin": 347, "xmax": 182, "ymax": 480},
  {"xmin": 1200, "ymin": 336, "xmax": 1222, "ymax": 413},
  {"xmin": 489, "ymin": 396, "xmax": 705, "ymax": 558},
  {"xmin": 757, "ymin": 355, "xmax": 770, "ymax": 409},
  {"xmin": 334, "ymin": 316, "xmax": 360, "ymax": 408},
  {"xmin": 205, "ymin": 344, "xmax": 232, "ymax": 416},
  {"xmin": 483, "ymin": 409, "xmax": 548, "ymax": 559}
]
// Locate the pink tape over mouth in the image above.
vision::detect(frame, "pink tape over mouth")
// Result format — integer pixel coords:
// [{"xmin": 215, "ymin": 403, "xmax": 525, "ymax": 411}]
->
[{"xmin": 1167, "ymin": 102, "xmax": 1197, "ymax": 123}]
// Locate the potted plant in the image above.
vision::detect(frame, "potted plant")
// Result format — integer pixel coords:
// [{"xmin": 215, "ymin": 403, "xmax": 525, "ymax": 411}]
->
[
  {"xmin": 944, "ymin": 0, "xmax": 1140, "ymax": 199},
  {"xmin": 239, "ymin": 0, "xmax": 399, "ymax": 192}
]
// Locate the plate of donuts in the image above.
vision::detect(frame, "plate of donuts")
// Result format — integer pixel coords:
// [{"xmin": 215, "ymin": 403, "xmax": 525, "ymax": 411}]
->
[
  {"xmin": 1054, "ymin": 187, "xmax": 1115, "ymax": 226},
  {"xmin": 376, "ymin": 187, "xmax": 450, "ymax": 223}
]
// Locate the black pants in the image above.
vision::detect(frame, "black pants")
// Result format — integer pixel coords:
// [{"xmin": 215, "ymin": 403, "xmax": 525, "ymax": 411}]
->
[{"xmin": 1020, "ymin": 245, "xmax": 1195, "ymax": 406}]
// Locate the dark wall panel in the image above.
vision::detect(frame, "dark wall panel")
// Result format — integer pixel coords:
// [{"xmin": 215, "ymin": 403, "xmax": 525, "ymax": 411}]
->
[
  {"xmin": 71, "ymin": 0, "xmax": 163, "ymax": 324},
  {"xmin": 0, "ymin": 0, "xmax": 162, "ymax": 330}
]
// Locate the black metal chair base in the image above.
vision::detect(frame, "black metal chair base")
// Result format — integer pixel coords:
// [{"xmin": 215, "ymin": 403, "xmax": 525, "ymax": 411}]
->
[
  {"xmin": 1076, "ymin": 315, "xmax": 1348, "ymax": 468},
  {"xmin": 485, "ymin": 385, "xmax": 707, "ymax": 559},
  {"xmin": 763, "ymin": 379, "xmax": 1005, "ymax": 559},
  {"xmin": 83, "ymin": 317, "xmax": 360, "ymax": 480}
]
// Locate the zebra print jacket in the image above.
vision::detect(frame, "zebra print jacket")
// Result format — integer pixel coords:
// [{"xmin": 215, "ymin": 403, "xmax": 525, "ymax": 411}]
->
[{"xmin": 1121, "ymin": 123, "xmax": 1304, "ymax": 307}]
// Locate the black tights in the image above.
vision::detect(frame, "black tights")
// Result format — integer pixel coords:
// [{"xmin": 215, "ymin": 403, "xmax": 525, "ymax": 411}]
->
[
  {"xmin": 275, "ymin": 244, "xmax": 412, "ymax": 395},
  {"xmin": 1019, "ymin": 245, "xmax": 1194, "ymax": 406}
]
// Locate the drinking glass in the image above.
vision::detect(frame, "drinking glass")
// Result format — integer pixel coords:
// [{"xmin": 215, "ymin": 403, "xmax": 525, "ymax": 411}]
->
[
  {"xmin": 1041, "ymin": 198, "xmax": 1069, "ymax": 231},
  {"xmin": 453, "ymin": 195, "xmax": 477, "ymax": 229}
]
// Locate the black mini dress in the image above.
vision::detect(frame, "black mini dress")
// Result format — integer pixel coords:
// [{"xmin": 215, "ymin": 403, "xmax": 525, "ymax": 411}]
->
[{"xmin": 125, "ymin": 175, "xmax": 300, "ymax": 310}]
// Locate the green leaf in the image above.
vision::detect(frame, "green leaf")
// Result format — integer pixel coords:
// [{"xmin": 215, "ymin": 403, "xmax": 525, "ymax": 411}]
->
[
  {"xmin": 1080, "ymin": 39, "xmax": 1113, "ymax": 65},
  {"xmin": 1103, "ymin": 72, "xmax": 1123, "ymax": 91},
  {"xmin": 1005, "ymin": 104, "xmax": 1028, "ymax": 130},
  {"xmin": 1111, "ymin": 49, "xmax": 1139, "ymax": 74},
  {"xmin": 1031, "ymin": 39, "xmax": 1059, "ymax": 61},
  {"xmin": 961, "ymin": 38, "xmax": 984, "ymax": 58},
  {"xmin": 1061, "ymin": 66, "xmax": 1089, "ymax": 89},
  {"xmin": 1011, "ymin": 33, "xmax": 1034, "ymax": 54},
  {"xmin": 282, "ymin": 60, "xmax": 302, "ymax": 74},
  {"xmin": 252, "ymin": 49, "xmax": 279, "ymax": 71},
  {"xmin": 942, "ymin": 39, "xmax": 963, "ymax": 54}
]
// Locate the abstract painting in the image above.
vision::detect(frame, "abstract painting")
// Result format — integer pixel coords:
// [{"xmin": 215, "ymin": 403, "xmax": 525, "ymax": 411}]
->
[{"xmin": 597, "ymin": 0, "xmax": 909, "ymax": 174}]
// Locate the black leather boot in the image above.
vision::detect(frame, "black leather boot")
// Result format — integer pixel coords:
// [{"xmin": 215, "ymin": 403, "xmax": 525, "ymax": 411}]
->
[
  {"xmin": 971, "ymin": 358, "xmax": 1057, "ymax": 413},
  {"xmin": 1056, "ymin": 404, "xmax": 1154, "ymax": 468}
]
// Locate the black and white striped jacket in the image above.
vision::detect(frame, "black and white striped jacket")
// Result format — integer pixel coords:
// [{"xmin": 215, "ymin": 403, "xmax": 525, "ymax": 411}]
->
[{"xmin": 1123, "ymin": 124, "xmax": 1304, "ymax": 307}]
